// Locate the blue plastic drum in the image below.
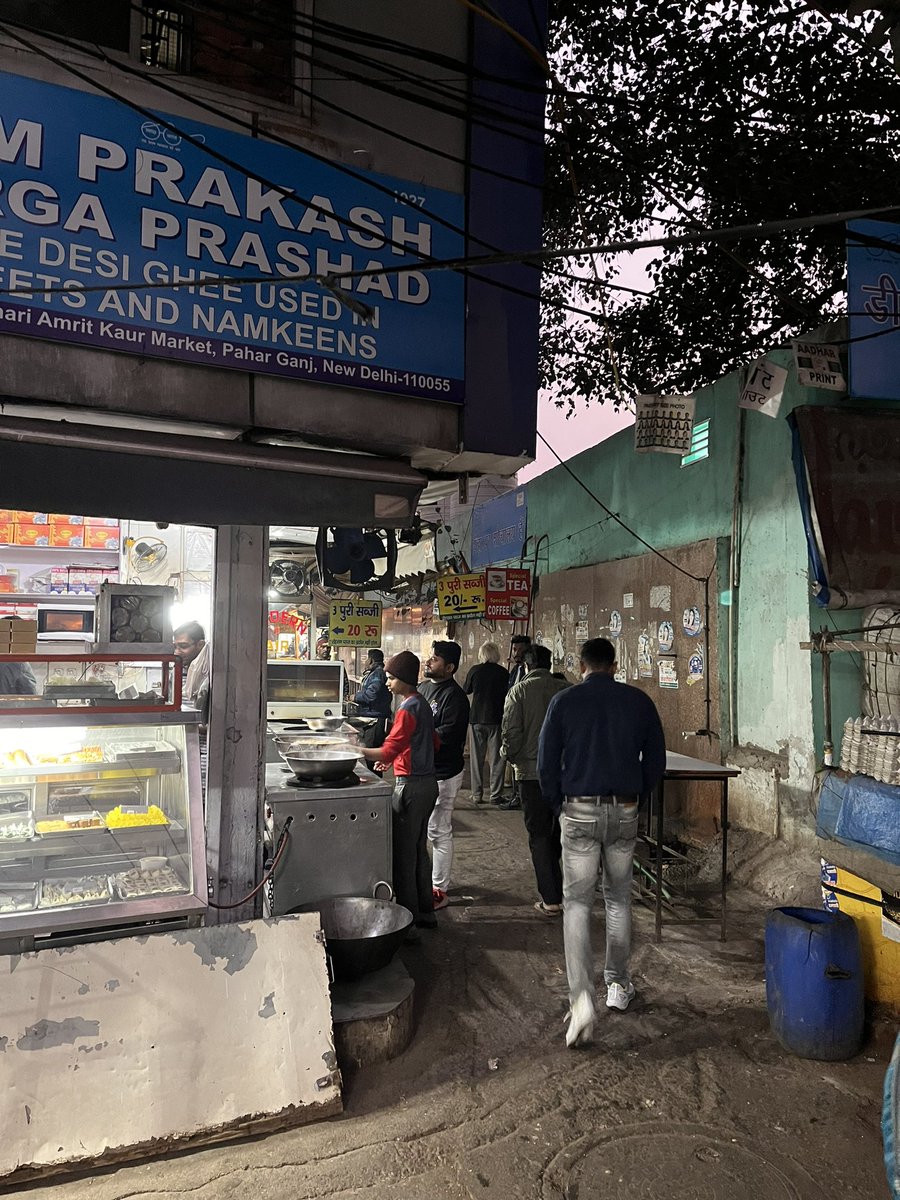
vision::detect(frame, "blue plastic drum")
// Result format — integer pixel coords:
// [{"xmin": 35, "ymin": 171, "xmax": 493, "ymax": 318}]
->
[{"xmin": 765, "ymin": 906, "xmax": 864, "ymax": 1061}]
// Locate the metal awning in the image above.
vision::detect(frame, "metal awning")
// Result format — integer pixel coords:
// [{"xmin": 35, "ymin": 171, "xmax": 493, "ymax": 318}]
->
[{"xmin": 0, "ymin": 416, "xmax": 425, "ymax": 528}]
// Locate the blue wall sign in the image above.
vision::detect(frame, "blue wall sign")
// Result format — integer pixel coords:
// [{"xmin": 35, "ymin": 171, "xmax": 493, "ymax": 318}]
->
[
  {"xmin": 470, "ymin": 488, "xmax": 527, "ymax": 569},
  {"xmin": 0, "ymin": 71, "xmax": 465, "ymax": 401},
  {"xmin": 847, "ymin": 219, "xmax": 900, "ymax": 401}
]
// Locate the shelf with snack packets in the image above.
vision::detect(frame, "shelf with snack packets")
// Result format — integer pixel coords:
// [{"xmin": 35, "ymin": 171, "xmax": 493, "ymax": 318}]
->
[{"xmin": 0, "ymin": 512, "xmax": 120, "ymax": 551}]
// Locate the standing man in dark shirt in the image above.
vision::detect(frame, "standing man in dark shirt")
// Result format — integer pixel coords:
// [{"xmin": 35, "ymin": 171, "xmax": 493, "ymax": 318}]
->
[
  {"xmin": 419, "ymin": 641, "xmax": 470, "ymax": 910},
  {"xmin": 539, "ymin": 637, "xmax": 666, "ymax": 1048},
  {"xmin": 502, "ymin": 634, "xmax": 533, "ymax": 809},
  {"xmin": 352, "ymin": 648, "xmax": 392, "ymax": 749},
  {"xmin": 502, "ymin": 644, "xmax": 568, "ymax": 914},
  {"xmin": 508, "ymin": 634, "xmax": 531, "ymax": 688},
  {"xmin": 464, "ymin": 641, "xmax": 509, "ymax": 806}
]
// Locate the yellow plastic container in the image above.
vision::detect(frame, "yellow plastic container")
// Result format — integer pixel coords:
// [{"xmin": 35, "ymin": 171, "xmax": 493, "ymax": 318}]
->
[{"xmin": 832, "ymin": 867, "xmax": 900, "ymax": 1013}]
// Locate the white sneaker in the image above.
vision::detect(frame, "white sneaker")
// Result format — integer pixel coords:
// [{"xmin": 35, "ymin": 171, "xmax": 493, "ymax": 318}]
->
[
  {"xmin": 565, "ymin": 991, "xmax": 595, "ymax": 1048},
  {"xmin": 605, "ymin": 982, "xmax": 636, "ymax": 1011}
]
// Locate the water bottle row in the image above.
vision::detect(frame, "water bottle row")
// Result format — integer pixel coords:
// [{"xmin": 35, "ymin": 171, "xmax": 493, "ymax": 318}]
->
[{"xmin": 839, "ymin": 715, "xmax": 900, "ymax": 784}]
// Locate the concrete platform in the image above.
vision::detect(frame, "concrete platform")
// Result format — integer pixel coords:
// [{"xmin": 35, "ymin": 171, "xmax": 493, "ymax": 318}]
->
[{"xmin": 332, "ymin": 958, "xmax": 415, "ymax": 1070}]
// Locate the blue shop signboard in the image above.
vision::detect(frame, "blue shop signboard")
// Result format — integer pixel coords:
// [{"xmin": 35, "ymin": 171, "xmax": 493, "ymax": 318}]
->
[
  {"xmin": 470, "ymin": 488, "xmax": 527, "ymax": 569},
  {"xmin": 847, "ymin": 218, "xmax": 900, "ymax": 402},
  {"xmin": 0, "ymin": 71, "xmax": 465, "ymax": 402}
]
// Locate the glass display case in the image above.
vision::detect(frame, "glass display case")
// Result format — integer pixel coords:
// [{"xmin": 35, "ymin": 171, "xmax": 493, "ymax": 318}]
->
[
  {"xmin": 0, "ymin": 709, "xmax": 206, "ymax": 952},
  {"xmin": 0, "ymin": 651, "xmax": 181, "ymax": 714}
]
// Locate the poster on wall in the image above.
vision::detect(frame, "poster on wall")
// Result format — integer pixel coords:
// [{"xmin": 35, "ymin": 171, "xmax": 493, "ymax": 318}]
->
[
  {"xmin": 609, "ymin": 610, "xmax": 623, "ymax": 638},
  {"xmin": 634, "ymin": 394, "xmax": 696, "ymax": 455},
  {"xmin": 658, "ymin": 660, "xmax": 679, "ymax": 689},
  {"xmin": 638, "ymin": 632, "xmax": 653, "ymax": 678},
  {"xmin": 658, "ymin": 620, "xmax": 675, "ymax": 653},
  {"xmin": 738, "ymin": 357, "xmax": 787, "ymax": 418},
  {"xmin": 0, "ymin": 71, "xmax": 465, "ymax": 402},
  {"xmin": 436, "ymin": 573, "xmax": 485, "ymax": 619},
  {"xmin": 687, "ymin": 649, "xmax": 704, "ymax": 686},
  {"xmin": 682, "ymin": 606, "xmax": 703, "ymax": 637},
  {"xmin": 329, "ymin": 599, "xmax": 382, "ymax": 647},
  {"xmin": 484, "ymin": 568, "xmax": 531, "ymax": 621}
]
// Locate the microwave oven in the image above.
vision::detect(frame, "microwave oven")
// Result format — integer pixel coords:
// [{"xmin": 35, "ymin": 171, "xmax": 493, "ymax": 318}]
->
[
  {"xmin": 36, "ymin": 602, "xmax": 97, "ymax": 642},
  {"xmin": 266, "ymin": 660, "xmax": 345, "ymax": 720}
]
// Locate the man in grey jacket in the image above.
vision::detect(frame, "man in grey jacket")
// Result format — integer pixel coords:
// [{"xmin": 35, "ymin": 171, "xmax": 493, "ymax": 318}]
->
[{"xmin": 501, "ymin": 644, "xmax": 568, "ymax": 915}]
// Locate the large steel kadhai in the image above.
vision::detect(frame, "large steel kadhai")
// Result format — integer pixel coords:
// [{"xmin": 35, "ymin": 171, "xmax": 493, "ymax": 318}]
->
[{"xmin": 291, "ymin": 896, "xmax": 413, "ymax": 980}]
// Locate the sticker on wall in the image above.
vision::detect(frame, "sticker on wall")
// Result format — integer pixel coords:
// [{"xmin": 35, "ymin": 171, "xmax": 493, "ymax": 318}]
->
[
  {"xmin": 565, "ymin": 652, "xmax": 576, "ymax": 672},
  {"xmin": 682, "ymin": 606, "xmax": 703, "ymax": 637},
  {"xmin": 554, "ymin": 628, "xmax": 565, "ymax": 663},
  {"xmin": 649, "ymin": 585, "xmax": 671, "ymax": 612},
  {"xmin": 658, "ymin": 620, "xmax": 675, "ymax": 653},
  {"xmin": 535, "ymin": 631, "xmax": 544, "ymax": 646},
  {"xmin": 623, "ymin": 593, "xmax": 634, "ymax": 609},
  {"xmin": 609, "ymin": 610, "xmax": 623, "ymax": 638},
  {"xmin": 575, "ymin": 620, "xmax": 589, "ymax": 642},
  {"xmin": 578, "ymin": 604, "xmax": 589, "ymax": 620},
  {"xmin": 687, "ymin": 649, "xmax": 704, "ymax": 686},
  {"xmin": 638, "ymin": 633, "xmax": 653, "ymax": 678},
  {"xmin": 658, "ymin": 659, "xmax": 679, "ymax": 689},
  {"xmin": 468, "ymin": 631, "xmax": 476, "ymax": 650}
]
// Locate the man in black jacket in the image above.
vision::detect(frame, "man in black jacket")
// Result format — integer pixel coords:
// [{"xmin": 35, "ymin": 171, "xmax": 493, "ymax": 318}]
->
[{"xmin": 419, "ymin": 640, "xmax": 470, "ymax": 910}]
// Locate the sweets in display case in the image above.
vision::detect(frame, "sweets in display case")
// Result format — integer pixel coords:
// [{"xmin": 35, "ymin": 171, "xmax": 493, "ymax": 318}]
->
[{"xmin": 39, "ymin": 876, "xmax": 110, "ymax": 907}]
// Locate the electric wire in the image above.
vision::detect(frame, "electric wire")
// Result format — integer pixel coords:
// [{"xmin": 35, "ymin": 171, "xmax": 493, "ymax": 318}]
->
[
  {"xmin": 536, "ymin": 431, "xmax": 709, "ymax": 583},
  {"xmin": 129, "ymin": 1, "xmax": 554, "ymax": 191},
  {"xmin": 0, "ymin": 19, "xmax": 625, "ymax": 329},
  {"xmin": 137, "ymin": 0, "xmax": 549, "ymax": 142}
]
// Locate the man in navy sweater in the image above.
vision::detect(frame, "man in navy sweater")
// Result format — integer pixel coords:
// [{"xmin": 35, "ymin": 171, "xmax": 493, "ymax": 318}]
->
[{"xmin": 539, "ymin": 637, "xmax": 666, "ymax": 1048}]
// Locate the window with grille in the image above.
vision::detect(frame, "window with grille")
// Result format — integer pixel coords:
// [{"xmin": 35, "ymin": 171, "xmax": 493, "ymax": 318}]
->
[
  {"xmin": 10, "ymin": 2, "xmax": 310, "ymax": 108},
  {"xmin": 681, "ymin": 419, "xmax": 710, "ymax": 467}
]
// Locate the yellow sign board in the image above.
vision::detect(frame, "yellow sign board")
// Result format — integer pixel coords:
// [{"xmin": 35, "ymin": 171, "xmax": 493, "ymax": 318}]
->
[
  {"xmin": 329, "ymin": 600, "xmax": 383, "ymax": 647},
  {"xmin": 436, "ymin": 573, "xmax": 486, "ymax": 618}
]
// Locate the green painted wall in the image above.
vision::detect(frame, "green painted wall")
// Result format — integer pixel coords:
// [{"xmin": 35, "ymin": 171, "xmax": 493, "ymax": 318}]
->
[{"xmin": 526, "ymin": 330, "xmax": 867, "ymax": 843}]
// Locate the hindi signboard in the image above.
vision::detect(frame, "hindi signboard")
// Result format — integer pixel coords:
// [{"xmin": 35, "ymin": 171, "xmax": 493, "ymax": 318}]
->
[
  {"xmin": 484, "ymin": 568, "xmax": 531, "ymax": 622},
  {"xmin": 847, "ymin": 219, "xmax": 900, "ymax": 400},
  {"xmin": 436, "ymin": 573, "xmax": 486, "ymax": 619},
  {"xmin": 739, "ymin": 357, "xmax": 788, "ymax": 418},
  {"xmin": 470, "ymin": 489, "xmax": 527, "ymax": 570},
  {"xmin": 329, "ymin": 600, "xmax": 382, "ymax": 647},
  {"xmin": 634, "ymin": 394, "xmax": 696, "ymax": 454}
]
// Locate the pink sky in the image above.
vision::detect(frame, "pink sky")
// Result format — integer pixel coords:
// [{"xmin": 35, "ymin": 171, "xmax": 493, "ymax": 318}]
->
[{"xmin": 518, "ymin": 391, "xmax": 635, "ymax": 483}]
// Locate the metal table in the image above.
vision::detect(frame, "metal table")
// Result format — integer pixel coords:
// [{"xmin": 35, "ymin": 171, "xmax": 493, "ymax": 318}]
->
[{"xmin": 647, "ymin": 751, "xmax": 741, "ymax": 943}]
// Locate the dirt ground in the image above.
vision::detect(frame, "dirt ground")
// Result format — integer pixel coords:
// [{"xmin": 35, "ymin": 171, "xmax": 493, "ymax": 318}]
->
[{"xmin": 16, "ymin": 794, "xmax": 892, "ymax": 1200}]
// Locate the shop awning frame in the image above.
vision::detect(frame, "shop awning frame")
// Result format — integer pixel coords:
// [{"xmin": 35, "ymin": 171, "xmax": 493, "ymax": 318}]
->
[{"xmin": 0, "ymin": 416, "xmax": 425, "ymax": 529}]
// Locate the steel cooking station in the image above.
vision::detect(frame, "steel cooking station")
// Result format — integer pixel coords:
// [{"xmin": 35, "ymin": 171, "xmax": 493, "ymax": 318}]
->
[{"xmin": 263, "ymin": 719, "xmax": 393, "ymax": 917}]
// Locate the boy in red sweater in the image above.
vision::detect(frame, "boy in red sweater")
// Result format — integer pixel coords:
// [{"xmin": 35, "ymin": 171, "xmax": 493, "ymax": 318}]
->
[{"xmin": 360, "ymin": 651, "xmax": 439, "ymax": 928}]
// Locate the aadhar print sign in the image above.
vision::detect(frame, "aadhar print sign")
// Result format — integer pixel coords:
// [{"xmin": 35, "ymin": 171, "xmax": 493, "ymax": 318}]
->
[
  {"xmin": 0, "ymin": 71, "xmax": 464, "ymax": 402},
  {"xmin": 485, "ymin": 568, "xmax": 531, "ymax": 621},
  {"xmin": 329, "ymin": 600, "xmax": 382, "ymax": 648}
]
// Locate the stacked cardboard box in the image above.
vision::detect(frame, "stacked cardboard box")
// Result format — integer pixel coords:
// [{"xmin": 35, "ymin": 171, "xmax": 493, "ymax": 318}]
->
[
  {"xmin": 0, "ymin": 618, "xmax": 37, "ymax": 655},
  {"xmin": 0, "ymin": 513, "xmax": 120, "ymax": 549}
]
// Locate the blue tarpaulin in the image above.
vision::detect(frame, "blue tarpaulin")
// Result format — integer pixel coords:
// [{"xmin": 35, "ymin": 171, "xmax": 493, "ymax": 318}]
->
[{"xmin": 817, "ymin": 772, "xmax": 900, "ymax": 867}]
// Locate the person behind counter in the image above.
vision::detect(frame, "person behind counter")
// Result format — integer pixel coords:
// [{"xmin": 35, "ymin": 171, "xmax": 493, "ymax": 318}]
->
[
  {"xmin": 174, "ymin": 621, "xmax": 210, "ymax": 713},
  {"xmin": 352, "ymin": 648, "xmax": 392, "ymax": 748},
  {"xmin": 359, "ymin": 650, "xmax": 439, "ymax": 934}
]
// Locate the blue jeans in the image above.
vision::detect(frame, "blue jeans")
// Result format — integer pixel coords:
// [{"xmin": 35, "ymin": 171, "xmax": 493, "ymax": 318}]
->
[{"xmin": 561, "ymin": 797, "xmax": 639, "ymax": 1003}]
